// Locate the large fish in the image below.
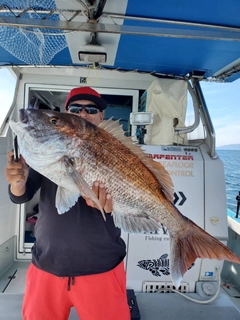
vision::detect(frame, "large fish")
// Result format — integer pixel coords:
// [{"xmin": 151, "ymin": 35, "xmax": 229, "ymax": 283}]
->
[{"xmin": 10, "ymin": 108, "xmax": 240, "ymax": 288}]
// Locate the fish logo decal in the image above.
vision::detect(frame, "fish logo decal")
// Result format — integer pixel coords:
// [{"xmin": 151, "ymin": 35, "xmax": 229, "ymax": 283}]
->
[
  {"xmin": 138, "ymin": 254, "xmax": 195, "ymax": 277},
  {"xmin": 137, "ymin": 254, "xmax": 170, "ymax": 277}
]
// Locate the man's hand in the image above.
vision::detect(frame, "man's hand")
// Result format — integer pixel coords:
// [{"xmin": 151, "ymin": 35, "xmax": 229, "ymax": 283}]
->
[
  {"xmin": 84, "ymin": 181, "xmax": 112, "ymax": 214},
  {"xmin": 5, "ymin": 150, "xmax": 29, "ymax": 196}
]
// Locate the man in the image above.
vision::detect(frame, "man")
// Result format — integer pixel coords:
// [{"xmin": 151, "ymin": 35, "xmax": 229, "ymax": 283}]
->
[{"xmin": 5, "ymin": 86, "xmax": 130, "ymax": 320}]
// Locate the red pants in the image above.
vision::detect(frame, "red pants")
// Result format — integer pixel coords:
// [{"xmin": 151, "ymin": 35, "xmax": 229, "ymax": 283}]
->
[{"xmin": 23, "ymin": 263, "xmax": 130, "ymax": 320}]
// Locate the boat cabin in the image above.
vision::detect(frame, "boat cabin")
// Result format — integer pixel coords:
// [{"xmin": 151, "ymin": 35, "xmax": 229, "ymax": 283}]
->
[{"xmin": 0, "ymin": 1, "xmax": 240, "ymax": 319}]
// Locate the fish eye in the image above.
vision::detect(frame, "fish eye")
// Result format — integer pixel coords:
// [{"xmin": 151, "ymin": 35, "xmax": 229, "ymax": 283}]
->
[{"xmin": 50, "ymin": 117, "xmax": 58, "ymax": 125}]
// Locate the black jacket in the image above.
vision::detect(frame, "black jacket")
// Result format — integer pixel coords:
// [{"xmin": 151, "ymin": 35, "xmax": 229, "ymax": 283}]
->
[{"xmin": 9, "ymin": 168, "xmax": 126, "ymax": 277}]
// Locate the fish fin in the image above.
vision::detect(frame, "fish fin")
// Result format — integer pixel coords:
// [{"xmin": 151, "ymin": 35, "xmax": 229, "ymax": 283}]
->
[
  {"xmin": 140, "ymin": 157, "xmax": 174, "ymax": 203},
  {"xmin": 112, "ymin": 210, "xmax": 161, "ymax": 233},
  {"xmin": 99, "ymin": 118, "xmax": 174, "ymax": 203},
  {"xmin": 170, "ymin": 216, "xmax": 240, "ymax": 289},
  {"xmin": 63, "ymin": 157, "xmax": 106, "ymax": 221},
  {"xmin": 56, "ymin": 187, "xmax": 80, "ymax": 214}
]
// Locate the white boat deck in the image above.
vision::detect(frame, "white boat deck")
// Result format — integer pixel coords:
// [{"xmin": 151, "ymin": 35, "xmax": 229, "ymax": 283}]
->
[
  {"xmin": 227, "ymin": 209, "xmax": 240, "ymax": 236},
  {"xmin": 1, "ymin": 261, "xmax": 240, "ymax": 320}
]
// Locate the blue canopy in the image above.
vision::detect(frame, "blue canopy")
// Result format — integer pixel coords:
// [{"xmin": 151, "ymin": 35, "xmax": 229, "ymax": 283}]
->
[{"xmin": 0, "ymin": 0, "xmax": 240, "ymax": 82}]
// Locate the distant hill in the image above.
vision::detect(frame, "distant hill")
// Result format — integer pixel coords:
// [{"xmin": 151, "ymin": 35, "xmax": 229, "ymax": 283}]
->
[{"xmin": 217, "ymin": 144, "xmax": 240, "ymax": 150}]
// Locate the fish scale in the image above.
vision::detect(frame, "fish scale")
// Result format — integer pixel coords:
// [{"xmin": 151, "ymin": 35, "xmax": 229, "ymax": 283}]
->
[
  {"xmin": 10, "ymin": 108, "xmax": 240, "ymax": 289},
  {"xmin": 74, "ymin": 130, "xmax": 166, "ymax": 219}
]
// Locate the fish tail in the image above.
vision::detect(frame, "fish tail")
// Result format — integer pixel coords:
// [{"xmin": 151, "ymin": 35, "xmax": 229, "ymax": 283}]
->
[{"xmin": 169, "ymin": 216, "xmax": 240, "ymax": 288}]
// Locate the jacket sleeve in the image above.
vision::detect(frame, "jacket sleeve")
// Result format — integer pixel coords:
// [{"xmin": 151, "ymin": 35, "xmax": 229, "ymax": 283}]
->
[{"xmin": 8, "ymin": 168, "xmax": 42, "ymax": 204}]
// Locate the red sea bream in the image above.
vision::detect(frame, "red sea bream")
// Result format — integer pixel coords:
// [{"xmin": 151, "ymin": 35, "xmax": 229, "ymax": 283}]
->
[{"xmin": 9, "ymin": 108, "xmax": 240, "ymax": 288}]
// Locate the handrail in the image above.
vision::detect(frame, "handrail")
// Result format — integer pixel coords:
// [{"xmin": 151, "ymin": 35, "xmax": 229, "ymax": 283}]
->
[{"xmin": 193, "ymin": 79, "xmax": 217, "ymax": 159}]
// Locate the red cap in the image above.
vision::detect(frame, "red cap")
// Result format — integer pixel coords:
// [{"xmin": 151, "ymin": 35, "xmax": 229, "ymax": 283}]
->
[{"xmin": 65, "ymin": 86, "xmax": 107, "ymax": 111}]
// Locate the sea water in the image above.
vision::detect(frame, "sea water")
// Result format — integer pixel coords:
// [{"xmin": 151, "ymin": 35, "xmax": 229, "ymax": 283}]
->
[{"xmin": 217, "ymin": 150, "xmax": 240, "ymax": 214}]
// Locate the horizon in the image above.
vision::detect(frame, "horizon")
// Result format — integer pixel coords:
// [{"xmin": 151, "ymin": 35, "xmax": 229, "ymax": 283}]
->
[
  {"xmin": 216, "ymin": 143, "xmax": 240, "ymax": 150},
  {"xmin": 218, "ymin": 143, "xmax": 240, "ymax": 147}
]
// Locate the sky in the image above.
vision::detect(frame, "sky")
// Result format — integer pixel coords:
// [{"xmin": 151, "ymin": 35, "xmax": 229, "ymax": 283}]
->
[
  {"xmin": 200, "ymin": 79, "xmax": 240, "ymax": 147},
  {"xmin": 0, "ymin": 68, "xmax": 239, "ymax": 147},
  {"xmin": 0, "ymin": 68, "xmax": 17, "ymax": 128}
]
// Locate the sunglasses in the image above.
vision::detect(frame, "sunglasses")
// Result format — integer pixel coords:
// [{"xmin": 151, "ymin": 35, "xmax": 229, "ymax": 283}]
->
[{"xmin": 68, "ymin": 104, "xmax": 100, "ymax": 115}]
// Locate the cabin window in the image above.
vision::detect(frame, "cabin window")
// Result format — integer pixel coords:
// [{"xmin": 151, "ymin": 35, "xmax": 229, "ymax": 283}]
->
[
  {"xmin": 0, "ymin": 68, "xmax": 17, "ymax": 134},
  {"xmin": 25, "ymin": 84, "xmax": 139, "ymax": 136}
]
